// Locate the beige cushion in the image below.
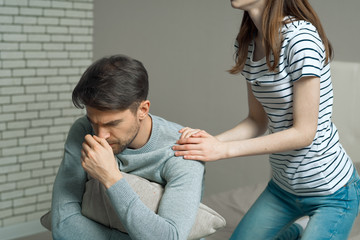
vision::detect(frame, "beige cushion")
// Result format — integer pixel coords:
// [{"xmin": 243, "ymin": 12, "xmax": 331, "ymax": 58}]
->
[{"xmin": 41, "ymin": 172, "xmax": 226, "ymax": 240}]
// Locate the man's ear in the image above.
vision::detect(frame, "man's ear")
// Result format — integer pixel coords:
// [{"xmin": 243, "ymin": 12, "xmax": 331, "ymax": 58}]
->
[{"xmin": 137, "ymin": 100, "xmax": 150, "ymax": 120}]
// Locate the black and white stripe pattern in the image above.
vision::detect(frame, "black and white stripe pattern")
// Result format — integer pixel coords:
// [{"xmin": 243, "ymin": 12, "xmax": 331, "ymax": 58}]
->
[{"xmin": 240, "ymin": 17, "xmax": 353, "ymax": 196}]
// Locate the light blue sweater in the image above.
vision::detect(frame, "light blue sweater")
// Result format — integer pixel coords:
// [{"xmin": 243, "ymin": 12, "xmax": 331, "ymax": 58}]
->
[{"xmin": 51, "ymin": 114, "xmax": 205, "ymax": 240}]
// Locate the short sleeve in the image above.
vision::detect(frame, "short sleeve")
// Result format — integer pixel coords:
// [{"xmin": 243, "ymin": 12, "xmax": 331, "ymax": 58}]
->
[{"xmin": 287, "ymin": 25, "xmax": 325, "ymax": 82}]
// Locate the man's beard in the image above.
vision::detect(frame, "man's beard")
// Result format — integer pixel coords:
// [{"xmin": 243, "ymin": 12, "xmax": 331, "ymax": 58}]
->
[{"xmin": 110, "ymin": 125, "xmax": 140, "ymax": 154}]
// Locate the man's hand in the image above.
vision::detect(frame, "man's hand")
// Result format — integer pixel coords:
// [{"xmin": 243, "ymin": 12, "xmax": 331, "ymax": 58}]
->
[{"xmin": 81, "ymin": 134, "xmax": 122, "ymax": 188}]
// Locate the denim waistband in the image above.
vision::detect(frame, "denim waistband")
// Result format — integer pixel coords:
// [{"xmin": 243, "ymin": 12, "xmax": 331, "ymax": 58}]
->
[{"xmin": 344, "ymin": 166, "xmax": 360, "ymax": 187}]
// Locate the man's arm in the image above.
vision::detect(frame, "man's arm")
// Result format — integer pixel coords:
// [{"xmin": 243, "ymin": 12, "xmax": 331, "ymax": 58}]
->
[
  {"xmin": 51, "ymin": 117, "xmax": 130, "ymax": 240},
  {"xmin": 61, "ymin": 118, "xmax": 204, "ymax": 240},
  {"xmin": 106, "ymin": 158, "xmax": 205, "ymax": 240}
]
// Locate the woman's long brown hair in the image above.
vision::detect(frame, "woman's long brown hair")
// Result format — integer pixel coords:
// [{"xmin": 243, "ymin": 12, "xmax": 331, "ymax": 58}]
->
[{"xmin": 229, "ymin": 0, "xmax": 333, "ymax": 74}]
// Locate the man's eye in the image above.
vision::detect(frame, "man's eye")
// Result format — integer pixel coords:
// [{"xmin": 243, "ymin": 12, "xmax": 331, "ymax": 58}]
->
[
  {"xmin": 106, "ymin": 123, "xmax": 118, "ymax": 127},
  {"xmin": 105, "ymin": 120, "xmax": 121, "ymax": 127}
]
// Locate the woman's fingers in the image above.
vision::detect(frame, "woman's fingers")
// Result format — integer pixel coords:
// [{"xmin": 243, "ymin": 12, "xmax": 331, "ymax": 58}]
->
[
  {"xmin": 176, "ymin": 136, "xmax": 203, "ymax": 145},
  {"xmin": 179, "ymin": 127, "xmax": 203, "ymax": 139},
  {"xmin": 175, "ymin": 128, "xmax": 223, "ymax": 161},
  {"xmin": 174, "ymin": 149, "xmax": 203, "ymax": 157},
  {"xmin": 192, "ymin": 130, "xmax": 208, "ymax": 137}
]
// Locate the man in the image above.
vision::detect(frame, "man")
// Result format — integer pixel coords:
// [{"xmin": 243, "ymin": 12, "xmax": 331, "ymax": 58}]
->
[{"xmin": 51, "ymin": 55, "xmax": 205, "ymax": 240}]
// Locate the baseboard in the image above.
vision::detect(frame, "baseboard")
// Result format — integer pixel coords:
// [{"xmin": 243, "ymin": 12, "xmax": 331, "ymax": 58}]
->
[{"xmin": 0, "ymin": 220, "xmax": 48, "ymax": 240}]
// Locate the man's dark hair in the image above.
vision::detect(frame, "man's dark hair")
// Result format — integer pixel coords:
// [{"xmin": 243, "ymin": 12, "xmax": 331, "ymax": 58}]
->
[{"xmin": 72, "ymin": 54, "xmax": 149, "ymax": 112}]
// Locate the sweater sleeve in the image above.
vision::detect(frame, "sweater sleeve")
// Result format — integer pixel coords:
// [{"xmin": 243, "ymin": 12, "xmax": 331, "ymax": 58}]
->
[
  {"xmin": 106, "ymin": 158, "xmax": 205, "ymax": 240},
  {"xmin": 51, "ymin": 118, "xmax": 130, "ymax": 240}
]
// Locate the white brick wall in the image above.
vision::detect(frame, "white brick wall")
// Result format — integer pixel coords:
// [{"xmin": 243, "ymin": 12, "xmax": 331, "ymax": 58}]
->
[{"xmin": 0, "ymin": 0, "xmax": 93, "ymax": 228}]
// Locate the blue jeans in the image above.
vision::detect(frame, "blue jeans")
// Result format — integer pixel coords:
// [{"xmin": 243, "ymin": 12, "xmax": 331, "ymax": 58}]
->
[{"xmin": 230, "ymin": 169, "xmax": 360, "ymax": 240}]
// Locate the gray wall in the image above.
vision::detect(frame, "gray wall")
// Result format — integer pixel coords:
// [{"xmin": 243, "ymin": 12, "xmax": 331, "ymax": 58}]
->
[
  {"xmin": 94, "ymin": 0, "xmax": 360, "ymax": 196},
  {"xmin": 311, "ymin": 1, "xmax": 360, "ymax": 63}
]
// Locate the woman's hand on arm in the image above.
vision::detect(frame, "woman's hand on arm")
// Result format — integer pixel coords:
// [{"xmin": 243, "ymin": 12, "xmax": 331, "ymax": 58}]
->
[
  {"xmin": 174, "ymin": 76, "xmax": 320, "ymax": 161},
  {"xmin": 174, "ymin": 130, "xmax": 228, "ymax": 161},
  {"xmin": 178, "ymin": 127, "xmax": 203, "ymax": 140},
  {"xmin": 173, "ymin": 83, "xmax": 269, "ymax": 161}
]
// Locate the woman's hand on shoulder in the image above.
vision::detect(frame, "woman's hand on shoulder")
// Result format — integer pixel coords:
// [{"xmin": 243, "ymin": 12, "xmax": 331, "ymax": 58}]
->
[{"xmin": 173, "ymin": 127, "xmax": 228, "ymax": 162}]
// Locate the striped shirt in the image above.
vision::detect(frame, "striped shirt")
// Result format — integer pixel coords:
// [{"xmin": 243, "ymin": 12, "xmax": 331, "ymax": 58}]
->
[{"xmin": 240, "ymin": 17, "xmax": 353, "ymax": 196}]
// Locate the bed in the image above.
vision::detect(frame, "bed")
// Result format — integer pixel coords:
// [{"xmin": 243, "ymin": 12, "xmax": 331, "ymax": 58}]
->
[{"xmin": 203, "ymin": 161, "xmax": 360, "ymax": 240}]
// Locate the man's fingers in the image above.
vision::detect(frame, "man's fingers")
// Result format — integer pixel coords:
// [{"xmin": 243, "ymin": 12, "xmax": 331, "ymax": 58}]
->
[
  {"xmin": 82, "ymin": 141, "xmax": 91, "ymax": 153},
  {"xmin": 81, "ymin": 149, "xmax": 86, "ymax": 159},
  {"xmin": 84, "ymin": 134, "xmax": 112, "ymax": 151},
  {"xmin": 93, "ymin": 135, "xmax": 111, "ymax": 149},
  {"xmin": 84, "ymin": 134, "xmax": 99, "ymax": 148}
]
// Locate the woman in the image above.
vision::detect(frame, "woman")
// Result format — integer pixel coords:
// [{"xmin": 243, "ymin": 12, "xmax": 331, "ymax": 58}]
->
[{"xmin": 173, "ymin": 0, "xmax": 360, "ymax": 239}]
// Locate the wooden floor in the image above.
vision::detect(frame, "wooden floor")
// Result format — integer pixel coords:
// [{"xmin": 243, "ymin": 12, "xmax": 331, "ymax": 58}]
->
[{"xmin": 12, "ymin": 231, "xmax": 52, "ymax": 240}]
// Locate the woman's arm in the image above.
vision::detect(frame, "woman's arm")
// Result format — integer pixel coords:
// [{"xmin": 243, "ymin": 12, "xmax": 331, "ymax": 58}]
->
[
  {"xmin": 178, "ymin": 82, "xmax": 268, "ymax": 141},
  {"xmin": 174, "ymin": 76, "xmax": 320, "ymax": 161},
  {"xmin": 216, "ymin": 82, "xmax": 269, "ymax": 142}
]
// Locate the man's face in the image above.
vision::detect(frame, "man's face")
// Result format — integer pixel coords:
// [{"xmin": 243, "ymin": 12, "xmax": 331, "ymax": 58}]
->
[{"xmin": 85, "ymin": 106, "xmax": 140, "ymax": 154}]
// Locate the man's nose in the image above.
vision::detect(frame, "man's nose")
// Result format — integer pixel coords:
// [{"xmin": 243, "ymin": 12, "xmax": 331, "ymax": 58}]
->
[{"xmin": 96, "ymin": 126, "xmax": 110, "ymax": 139}]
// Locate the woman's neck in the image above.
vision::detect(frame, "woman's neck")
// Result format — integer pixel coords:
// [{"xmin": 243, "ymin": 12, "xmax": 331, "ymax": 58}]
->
[
  {"xmin": 247, "ymin": 2, "xmax": 266, "ymax": 61},
  {"xmin": 247, "ymin": 3, "xmax": 265, "ymax": 40}
]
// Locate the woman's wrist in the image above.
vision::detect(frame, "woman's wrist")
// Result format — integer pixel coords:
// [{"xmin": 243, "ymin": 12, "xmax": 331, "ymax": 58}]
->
[{"xmin": 221, "ymin": 141, "xmax": 232, "ymax": 159}]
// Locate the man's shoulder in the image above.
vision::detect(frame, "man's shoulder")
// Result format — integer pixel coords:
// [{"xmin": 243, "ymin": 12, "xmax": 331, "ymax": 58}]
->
[
  {"xmin": 150, "ymin": 114, "xmax": 183, "ymax": 142},
  {"xmin": 151, "ymin": 114, "xmax": 183, "ymax": 131},
  {"xmin": 66, "ymin": 115, "xmax": 92, "ymax": 142},
  {"xmin": 70, "ymin": 115, "xmax": 91, "ymax": 132},
  {"xmin": 150, "ymin": 115, "xmax": 204, "ymax": 171}
]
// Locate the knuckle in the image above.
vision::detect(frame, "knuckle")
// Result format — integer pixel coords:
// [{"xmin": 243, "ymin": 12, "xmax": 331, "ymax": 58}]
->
[
  {"xmin": 93, "ymin": 145, "xmax": 101, "ymax": 152},
  {"xmin": 87, "ymin": 151, "xmax": 95, "ymax": 159}
]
